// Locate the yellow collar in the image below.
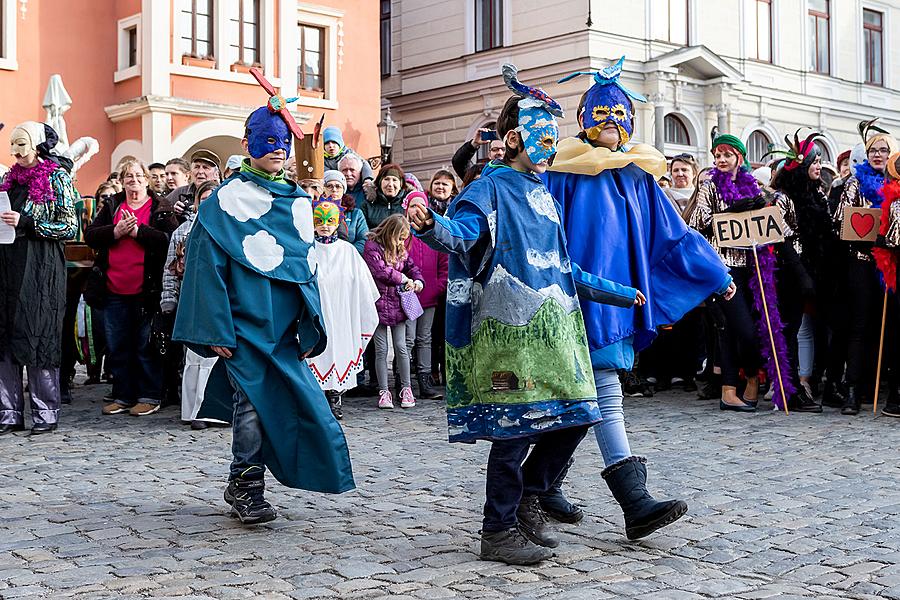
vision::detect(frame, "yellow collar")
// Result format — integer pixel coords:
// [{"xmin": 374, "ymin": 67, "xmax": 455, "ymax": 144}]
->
[{"xmin": 549, "ymin": 137, "xmax": 667, "ymax": 178}]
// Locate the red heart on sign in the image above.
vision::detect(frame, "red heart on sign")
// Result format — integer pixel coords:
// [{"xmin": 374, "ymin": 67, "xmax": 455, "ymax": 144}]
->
[{"xmin": 850, "ymin": 212, "xmax": 876, "ymax": 239}]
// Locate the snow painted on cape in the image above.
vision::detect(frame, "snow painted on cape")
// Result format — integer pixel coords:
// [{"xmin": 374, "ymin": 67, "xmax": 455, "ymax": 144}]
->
[
  {"xmin": 471, "ymin": 264, "xmax": 579, "ymax": 330},
  {"xmin": 242, "ymin": 230, "xmax": 284, "ymax": 271},
  {"xmin": 526, "ymin": 248, "xmax": 571, "ymax": 272},
  {"xmin": 291, "ymin": 197, "xmax": 314, "ymax": 243},
  {"xmin": 218, "ymin": 179, "xmax": 273, "ymax": 222},
  {"xmin": 446, "ymin": 278, "xmax": 473, "ymax": 306},
  {"xmin": 526, "ymin": 187, "xmax": 560, "ymax": 224}
]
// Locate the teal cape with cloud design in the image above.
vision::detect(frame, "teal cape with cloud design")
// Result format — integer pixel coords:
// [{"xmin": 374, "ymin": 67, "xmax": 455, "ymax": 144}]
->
[{"xmin": 172, "ymin": 170, "xmax": 355, "ymax": 493}]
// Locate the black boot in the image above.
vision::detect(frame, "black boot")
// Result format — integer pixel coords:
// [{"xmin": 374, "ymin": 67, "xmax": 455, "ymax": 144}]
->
[
  {"xmin": 516, "ymin": 495, "xmax": 560, "ymax": 548},
  {"xmin": 479, "ymin": 527, "xmax": 552, "ymax": 565},
  {"xmin": 538, "ymin": 457, "xmax": 584, "ymax": 524},
  {"xmin": 224, "ymin": 478, "xmax": 277, "ymax": 524},
  {"xmin": 0, "ymin": 423, "xmax": 24, "ymax": 435},
  {"xmin": 326, "ymin": 391, "xmax": 343, "ymax": 420},
  {"xmin": 788, "ymin": 385, "xmax": 822, "ymax": 413},
  {"xmin": 602, "ymin": 456, "xmax": 688, "ymax": 540},
  {"xmin": 29, "ymin": 422, "xmax": 58, "ymax": 435},
  {"xmin": 417, "ymin": 373, "xmax": 442, "ymax": 400},
  {"xmin": 822, "ymin": 380, "xmax": 846, "ymax": 408},
  {"xmin": 881, "ymin": 385, "xmax": 900, "ymax": 417},
  {"xmin": 696, "ymin": 373, "xmax": 722, "ymax": 400},
  {"xmin": 841, "ymin": 386, "xmax": 861, "ymax": 415}
]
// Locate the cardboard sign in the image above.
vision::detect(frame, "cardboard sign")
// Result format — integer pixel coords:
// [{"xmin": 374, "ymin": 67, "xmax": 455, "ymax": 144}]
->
[
  {"xmin": 840, "ymin": 206, "xmax": 881, "ymax": 242},
  {"xmin": 712, "ymin": 206, "xmax": 786, "ymax": 249}
]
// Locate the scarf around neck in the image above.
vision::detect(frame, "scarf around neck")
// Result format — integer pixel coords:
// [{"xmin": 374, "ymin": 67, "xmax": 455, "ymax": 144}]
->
[
  {"xmin": 709, "ymin": 167, "xmax": 761, "ymax": 206},
  {"xmin": 856, "ymin": 161, "xmax": 885, "ymax": 208},
  {"xmin": 0, "ymin": 160, "xmax": 58, "ymax": 204}
]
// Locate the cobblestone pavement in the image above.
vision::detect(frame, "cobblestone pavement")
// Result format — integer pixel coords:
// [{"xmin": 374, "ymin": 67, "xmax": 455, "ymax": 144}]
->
[{"xmin": 1, "ymin": 380, "xmax": 899, "ymax": 600}]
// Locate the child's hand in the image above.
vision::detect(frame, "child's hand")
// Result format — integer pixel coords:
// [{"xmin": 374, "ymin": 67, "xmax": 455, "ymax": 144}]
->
[
  {"xmin": 723, "ymin": 281, "xmax": 737, "ymax": 301},
  {"xmin": 406, "ymin": 202, "xmax": 433, "ymax": 231},
  {"xmin": 413, "ymin": 280, "xmax": 424, "ymax": 293},
  {"xmin": 634, "ymin": 290, "xmax": 647, "ymax": 306}
]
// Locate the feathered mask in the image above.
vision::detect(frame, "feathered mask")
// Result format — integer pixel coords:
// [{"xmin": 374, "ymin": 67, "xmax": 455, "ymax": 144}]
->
[
  {"xmin": 762, "ymin": 128, "xmax": 825, "ymax": 172},
  {"xmin": 559, "ymin": 56, "xmax": 647, "ymax": 146},
  {"xmin": 501, "ymin": 63, "xmax": 562, "ymax": 165}
]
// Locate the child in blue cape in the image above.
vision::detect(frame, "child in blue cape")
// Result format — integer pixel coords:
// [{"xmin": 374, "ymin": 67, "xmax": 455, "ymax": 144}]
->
[
  {"xmin": 173, "ymin": 101, "xmax": 355, "ymax": 525},
  {"xmin": 408, "ymin": 65, "xmax": 643, "ymax": 565},
  {"xmin": 541, "ymin": 58, "xmax": 734, "ymax": 540}
]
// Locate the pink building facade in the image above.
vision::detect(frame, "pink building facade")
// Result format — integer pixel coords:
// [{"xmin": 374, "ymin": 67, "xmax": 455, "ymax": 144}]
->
[{"xmin": 0, "ymin": 0, "xmax": 379, "ymax": 191}]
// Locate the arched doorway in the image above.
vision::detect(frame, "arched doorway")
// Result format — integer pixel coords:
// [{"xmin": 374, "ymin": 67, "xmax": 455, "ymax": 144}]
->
[{"xmin": 183, "ymin": 135, "xmax": 244, "ymax": 168}]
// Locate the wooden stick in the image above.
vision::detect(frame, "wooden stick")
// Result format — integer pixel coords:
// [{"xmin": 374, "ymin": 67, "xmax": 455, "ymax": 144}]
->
[
  {"xmin": 751, "ymin": 244, "xmax": 789, "ymax": 415},
  {"xmin": 873, "ymin": 290, "xmax": 889, "ymax": 416}
]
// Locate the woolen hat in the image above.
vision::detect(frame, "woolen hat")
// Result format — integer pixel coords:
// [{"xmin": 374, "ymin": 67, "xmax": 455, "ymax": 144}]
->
[
  {"xmin": 323, "ymin": 169, "xmax": 346, "ymax": 189},
  {"xmin": 323, "ymin": 126, "xmax": 344, "ymax": 147}
]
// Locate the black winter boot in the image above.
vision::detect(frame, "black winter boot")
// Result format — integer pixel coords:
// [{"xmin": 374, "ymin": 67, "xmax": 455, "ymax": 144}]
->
[
  {"xmin": 326, "ymin": 391, "xmax": 343, "ymax": 420},
  {"xmin": 602, "ymin": 456, "xmax": 687, "ymax": 540},
  {"xmin": 417, "ymin": 373, "xmax": 442, "ymax": 400},
  {"xmin": 822, "ymin": 380, "xmax": 847, "ymax": 408},
  {"xmin": 788, "ymin": 385, "xmax": 822, "ymax": 413},
  {"xmin": 841, "ymin": 386, "xmax": 861, "ymax": 415},
  {"xmin": 479, "ymin": 527, "xmax": 552, "ymax": 565},
  {"xmin": 516, "ymin": 495, "xmax": 559, "ymax": 548},
  {"xmin": 538, "ymin": 457, "xmax": 584, "ymax": 524},
  {"xmin": 881, "ymin": 384, "xmax": 900, "ymax": 417},
  {"xmin": 224, "ymin": 478, "xmax": 277, "ymax": 524}
]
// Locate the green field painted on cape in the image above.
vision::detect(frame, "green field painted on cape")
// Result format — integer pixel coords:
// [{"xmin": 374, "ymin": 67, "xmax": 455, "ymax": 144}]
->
[{"xmin": 444, "ymin": 299, "xmax": 595, "ymax": 409}]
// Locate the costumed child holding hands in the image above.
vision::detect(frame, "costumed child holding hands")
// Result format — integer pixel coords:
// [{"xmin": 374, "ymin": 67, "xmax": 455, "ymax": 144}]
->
[
  {"xmin": 173, "ymin": 90, "xmax": 355, "ymax": 525},
  {"xmin": 407, "ymin": 64, "xmax": 644, "ymax": 566},
  {"xmin": 363, "ymin": 214, "xmax": 424, "ymax": 409},
  {"xmin": 305, "ymin": 197, "xmax": 380, "ymax": 419}
]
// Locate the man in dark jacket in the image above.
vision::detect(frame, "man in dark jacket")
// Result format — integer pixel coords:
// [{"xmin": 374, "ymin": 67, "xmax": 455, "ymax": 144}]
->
[
  {"xmin": 164, "ymin": 149, "xmax": 222, "ymax": 221},
  {"xmin": 451, "ymin": 128, "xmax": 505, "ymax": 179},
  {"xmin": 339, "ymin": 153, "xmax": 369, "ymax": 209}
]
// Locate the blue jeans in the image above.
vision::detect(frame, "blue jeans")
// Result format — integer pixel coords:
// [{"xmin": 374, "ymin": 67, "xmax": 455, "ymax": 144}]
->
[
  {"xmin": 227, "ymin": 371, "xmax": 265, "ymax": 481},
  {"xmin": 592, "ymin": 367, "xmax": 632, "ymax": 466},
  {"xmin": 104, "ymin": 294, "xmax": 161, "ymax": 405}
]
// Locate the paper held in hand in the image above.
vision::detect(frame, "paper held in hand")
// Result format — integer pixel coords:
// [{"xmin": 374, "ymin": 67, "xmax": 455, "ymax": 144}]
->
[
  {"xmin": 840, "ymin": 206, "xmax": 881, "ymax": 242},
  {"xmin": 712, "ymin": 206, "xmax": 786, "ymax": 249},
  {"xmin": 0, "ymin": 192, "xmax": 15, "ymax": 244}
]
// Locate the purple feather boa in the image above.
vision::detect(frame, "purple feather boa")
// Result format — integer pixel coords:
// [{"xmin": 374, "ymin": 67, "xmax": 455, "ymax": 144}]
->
[
  {"xmin": 0, "ymin": 160, "xmax": 58, "ymax": 204},
  {"xmin": 712, "ymin": 168, "xmax": 796, "ymax": 409}
]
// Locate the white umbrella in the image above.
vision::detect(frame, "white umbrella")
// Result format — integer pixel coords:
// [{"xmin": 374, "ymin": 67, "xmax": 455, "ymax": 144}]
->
[{"xmin": 42, "ymin": 74, "xmax": 72, "ymax": 150}]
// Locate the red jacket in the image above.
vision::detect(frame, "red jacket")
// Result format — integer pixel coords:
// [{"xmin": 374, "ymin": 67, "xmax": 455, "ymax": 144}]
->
[{"xmin": 407, "ymin": 236, "xmax": 448, "ymax": 309}]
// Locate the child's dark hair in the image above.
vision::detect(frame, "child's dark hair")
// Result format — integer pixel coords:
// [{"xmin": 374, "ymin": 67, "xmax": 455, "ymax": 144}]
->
[{"xmin": 496, "ymin": 96, "xmax": 522, "ymax": 162}]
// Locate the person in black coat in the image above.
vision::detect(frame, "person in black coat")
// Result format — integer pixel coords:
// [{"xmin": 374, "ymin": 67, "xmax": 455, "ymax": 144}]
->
[{"xmin": 0, "ymin": 122, "xmax": 78, "ymax": 435}]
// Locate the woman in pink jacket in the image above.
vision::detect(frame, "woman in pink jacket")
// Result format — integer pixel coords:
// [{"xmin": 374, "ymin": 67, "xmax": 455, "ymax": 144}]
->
[{"xmin": 403, "ymin": 191, "xmax": 448, "ymax": 399}]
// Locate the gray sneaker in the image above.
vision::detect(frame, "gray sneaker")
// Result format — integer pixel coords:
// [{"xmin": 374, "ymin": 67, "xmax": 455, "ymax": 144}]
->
[{"xmin": 479, "ymin": 527, "xmax": 552, "ymax": 565}]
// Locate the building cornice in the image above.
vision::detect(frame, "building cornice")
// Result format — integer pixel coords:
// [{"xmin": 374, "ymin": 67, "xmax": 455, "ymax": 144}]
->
[{"xmin": 104, "ymin": 95, "xmax": 313, "ymax": 124}]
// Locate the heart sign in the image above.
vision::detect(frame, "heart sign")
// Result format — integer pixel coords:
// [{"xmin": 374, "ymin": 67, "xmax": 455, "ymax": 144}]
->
[{"xmin": 840, "ymin": 207, "xmax": 881, "ymax": 242}]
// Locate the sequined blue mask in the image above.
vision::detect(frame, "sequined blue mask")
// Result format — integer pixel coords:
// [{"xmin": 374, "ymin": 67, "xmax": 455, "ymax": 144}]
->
[
  {"xmin": 246, "ymin": 107, "xmax": 293, "ymax": 159},
  {"xmin": 559, "ymin": 57, "xmax": 647, "ymax": 147},
  {"xmin": 581, "ymin": 84, "xmax": 635, "ymax": 145},
  {"xmin": 516, "ymin": 103, "xmax": 559, "ymax": 165}
]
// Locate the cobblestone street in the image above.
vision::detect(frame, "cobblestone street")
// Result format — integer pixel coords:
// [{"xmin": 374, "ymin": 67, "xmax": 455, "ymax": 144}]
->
[{"xmin": 1, "ymin": 381, "xmax": 899, "ymax": 600}]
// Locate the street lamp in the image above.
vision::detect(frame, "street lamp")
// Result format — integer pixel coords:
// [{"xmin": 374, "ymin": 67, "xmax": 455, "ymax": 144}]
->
[{"xmin": 377, "ymin": 107, "xmax": 398, "ymax": 164}]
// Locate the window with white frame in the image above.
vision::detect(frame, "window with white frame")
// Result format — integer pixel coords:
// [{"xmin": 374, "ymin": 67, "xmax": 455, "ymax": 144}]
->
[
  {"xmin": 808, "ymin": 0, "xmax": 830, "ymax": 74},
  {"xmin": 298, "ymin": 23, "xmax": 325, "ymax": 92},
  {"xmin": 863, "ymin": 9, "xmax": 883, "ymax": 86},
  {"xmin": 747, "ymin": 130, "xmax": 772, "ymax": 166},
  {"xmin": 0, "ymin": 0, "xmax": 17, "ymax": 70},
  {"xmin": 651, "ymin": 0, "xmax": 689, "ymax": 45},
  {"xmin": 475, "ymin": 0, "xmax": 503, "ymax": 52},
  {"xmin": 115, "ymin": 15, "xmax": 141, "ymax": 81},
  {"xmin": 752, "ymin": 0, "xmax": 773, "ymax": 62},
  {"xmin": 226, "ymin": 0, "xmax": 260, "ymax": 67},
  {"xmin": 664, "ymin": 114, "xmax": 691, "ymax": 145},
  {"xmin": 180, "ymin": 0, "xmax": 215, "ymax": 59}
]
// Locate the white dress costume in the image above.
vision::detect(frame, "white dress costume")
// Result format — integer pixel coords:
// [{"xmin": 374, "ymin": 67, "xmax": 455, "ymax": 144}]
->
[{"xmin": 306, "ymin": 238, "xmax": 380, "ymax": 392}]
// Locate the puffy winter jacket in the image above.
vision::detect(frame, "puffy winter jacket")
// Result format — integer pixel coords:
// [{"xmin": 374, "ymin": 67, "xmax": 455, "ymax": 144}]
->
[{"xmin": 363, "ymin": 239, "xmax": 423, "ymax": 326}]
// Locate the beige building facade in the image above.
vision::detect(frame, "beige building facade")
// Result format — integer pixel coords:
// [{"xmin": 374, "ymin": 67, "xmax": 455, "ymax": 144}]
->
[{"xmin": 381, "ymin": 0, "xmax": 900, "ymax": 179}]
